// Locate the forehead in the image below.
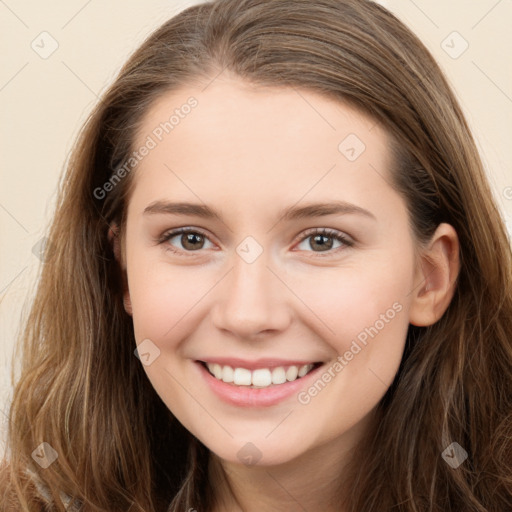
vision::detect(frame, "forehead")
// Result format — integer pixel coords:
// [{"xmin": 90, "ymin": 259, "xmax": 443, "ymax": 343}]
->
[{"xmin": 129, "ymin": 77, "xmax": 396, "ymax": 221}]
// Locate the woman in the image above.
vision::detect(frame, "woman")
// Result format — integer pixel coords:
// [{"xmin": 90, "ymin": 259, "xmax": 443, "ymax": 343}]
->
[{"xmin": 2, "ymin": 0, "xmax": 511, "ymax": 510}]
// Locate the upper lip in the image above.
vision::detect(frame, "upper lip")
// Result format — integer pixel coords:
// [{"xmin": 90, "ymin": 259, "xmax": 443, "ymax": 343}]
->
[{"xmin": 197, "ymin": 357, "xmax": 323, "ymax": 370}]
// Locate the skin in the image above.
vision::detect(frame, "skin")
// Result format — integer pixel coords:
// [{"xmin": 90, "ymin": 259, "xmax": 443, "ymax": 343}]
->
[{"xmin": 115, "ymin": 75, "xmax": 460, "ymax": 512}]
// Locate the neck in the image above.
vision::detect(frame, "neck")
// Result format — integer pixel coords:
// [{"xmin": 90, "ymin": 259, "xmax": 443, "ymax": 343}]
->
[{"xmin": 207, "ymin": 412, "xmax": 376, "ymax": 512}]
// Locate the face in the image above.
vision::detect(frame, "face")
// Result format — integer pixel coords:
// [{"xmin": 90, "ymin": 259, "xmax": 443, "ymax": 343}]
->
[{"xmin": 121, "ymin": 76, "xmax": 419, "ymax": 467}]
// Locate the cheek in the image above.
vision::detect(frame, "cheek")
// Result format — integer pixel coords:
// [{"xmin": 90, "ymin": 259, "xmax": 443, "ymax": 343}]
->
[
  {"xmin": 126, "ymin": 250, "xmax": 219, "ymax": 352},
  {"xmin": 286, "ymin": 257, "xmax": 412, "ymax": 418},
  {"xmin": 286, "ymin": 255, "xmax": 413, "ymax": 349},
  {"xmin": 129, "ymin": 271, "xmax": 187, "ymax": 340},
  {"xmin": 125, "ymin": 260, "xmax": 214, "ymax": 417},
  {"xmin": 315, "ymin": 308, "xmax": 408, "ymax": 442}
]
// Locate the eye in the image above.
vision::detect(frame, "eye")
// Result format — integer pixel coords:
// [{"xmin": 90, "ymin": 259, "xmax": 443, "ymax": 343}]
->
[
  {"xmin": 158, "ymin": 227, "xmax": 215, "ymax": 254},
  {"xmin": 294, "ymin": 228, "xmax": 353, "ymax": 254},
  {"xmin": 157, "ymin": 226, "xmax": 353, "ymax": 256}
]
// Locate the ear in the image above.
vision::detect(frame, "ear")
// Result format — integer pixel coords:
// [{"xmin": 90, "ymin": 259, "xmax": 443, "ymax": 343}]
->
[
  {"xmin": 409, "ymin": 223, "xmax": 460, "ymax": 326},
  {"xmin": 108, "ymin": 222, "xmax": 133, "ymax": 316}
]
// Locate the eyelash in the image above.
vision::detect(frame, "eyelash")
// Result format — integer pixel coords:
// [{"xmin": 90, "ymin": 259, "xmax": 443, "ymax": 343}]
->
[{"xmin": 157, "ymin": 227, "xmax": 354, "ymax": 257}]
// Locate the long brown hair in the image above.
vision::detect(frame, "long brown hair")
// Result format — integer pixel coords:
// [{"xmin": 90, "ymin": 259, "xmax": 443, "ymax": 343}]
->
[{"xmin": 2, "ymin": 0, "xmax": 511, "ymax": 510}]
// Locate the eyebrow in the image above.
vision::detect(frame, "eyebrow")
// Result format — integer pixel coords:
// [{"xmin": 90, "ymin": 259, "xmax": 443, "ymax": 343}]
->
[{"xmin": 143, "ymin": 200, "xmax": 376, "ymax": 222}]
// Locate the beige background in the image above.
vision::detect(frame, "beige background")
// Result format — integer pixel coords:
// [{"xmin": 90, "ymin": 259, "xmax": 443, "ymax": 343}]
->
[{"xmin": 1, "ymin": 0, "xmax": 511, "ymax": 447}]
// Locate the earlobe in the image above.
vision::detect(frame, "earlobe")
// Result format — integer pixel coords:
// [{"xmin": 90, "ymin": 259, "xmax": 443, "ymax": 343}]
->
[
  {"xmin": 123, "ymin": 293, "xmax": 133, "ymax": 315},
  {"xmin": 108, "ymin": 223, "xmax": 122, "ymax": 263},
  {"xmin": 108, "ymin": 222, "xmax": 133, "ymax": 317},
  {"xmin": 409, "ymin": 223, "xmax": 460, "ymax": 327}
]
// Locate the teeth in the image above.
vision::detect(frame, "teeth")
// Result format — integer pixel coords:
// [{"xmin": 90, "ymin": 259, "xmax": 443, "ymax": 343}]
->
[
  {"xmin": 272, "ymin": 367, "xmax": 286, "ymax": 384},
  {"xmin": 285, "ymin": 365, "xmax": 298, "ymax": 381},
  {"xmin": 233, "ymin": 367, "xmax": 252, "ymax": 386},
  {"xmin": 205, "ymin": 362, "xmax": 316, "ymax": 388},
  {"xmin": 252, "ymin": 368, "xmax": 272, "ymax": 387},
  {"xmin": 212, "ymin": 363, "xmax": 223, "ymax": 380},
  {"xmin": 222, "ymin": 365, "xmax": 234, "ymax": 383},
  {"xmin": 298, "ymin": 365, "xmax": 310, "ymax": 377}
]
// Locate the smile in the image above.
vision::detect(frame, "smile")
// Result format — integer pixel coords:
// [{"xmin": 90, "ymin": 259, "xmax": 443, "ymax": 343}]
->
[{"xmin": 200, "ymin": 361, "xmax": 322, "ymax": 388}]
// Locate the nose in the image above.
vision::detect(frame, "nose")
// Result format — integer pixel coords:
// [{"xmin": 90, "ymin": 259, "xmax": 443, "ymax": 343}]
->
[{"xmin": 210, "ymin": 252, "xmax": 292, "ymax": 339}]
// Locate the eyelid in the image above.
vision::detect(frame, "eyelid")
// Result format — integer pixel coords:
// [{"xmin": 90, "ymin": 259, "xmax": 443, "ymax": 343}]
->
[
  {"xmin": 292, "ymin": 227, "xmax": 353, "ymax": 245},
  {"xmin": 291, "ymin": 227, "xmax": 354, "ymax": 256},
  {"xmin": 157, "ymin": 226, "xmax": 217, "ymax": 251},
  {"xmin": 157, "ymin": 226, "xmax": 354, "ymax": 255}
]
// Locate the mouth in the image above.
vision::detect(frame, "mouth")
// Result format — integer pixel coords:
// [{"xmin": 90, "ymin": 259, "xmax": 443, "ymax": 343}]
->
[{"xmin": 197, "ymin": 360, "xmax": 324, "ymax": 389}]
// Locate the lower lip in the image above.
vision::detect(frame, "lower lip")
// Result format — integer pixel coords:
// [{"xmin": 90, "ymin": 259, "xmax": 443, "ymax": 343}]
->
[{"xmin": 195, "ymin": 361, "xmax": 324, "ymax": 408}]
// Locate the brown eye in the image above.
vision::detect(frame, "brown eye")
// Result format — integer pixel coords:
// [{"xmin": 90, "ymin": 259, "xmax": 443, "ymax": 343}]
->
[
  {"xmin": 159, "ymin": 228, "xmax": 214, "ymax": 253},
  {"xmin": 309, "ymin": 234, "xmax": 334, "ymax": 251},
  {"xmin": 295, "ymin": 228, "xmax": 353, "ymax": 254},
  {"xmin": 180, "ymin": 232, "xmax": 205, "ymax": 250}
]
